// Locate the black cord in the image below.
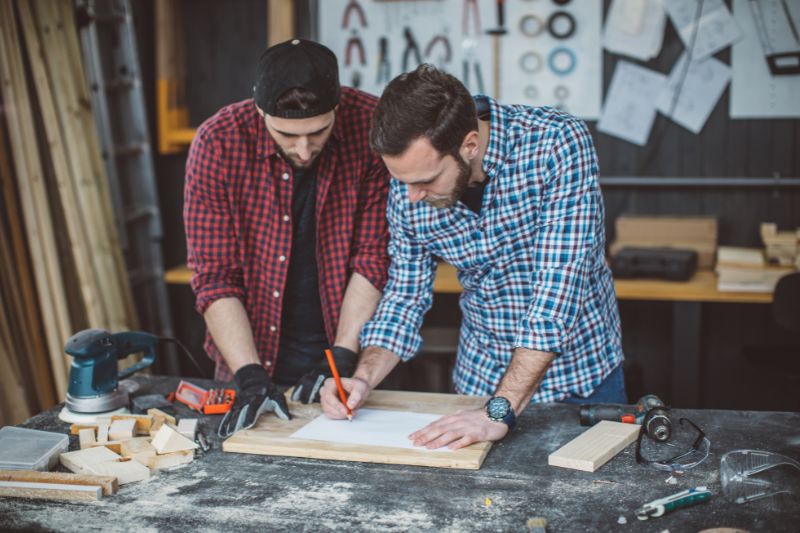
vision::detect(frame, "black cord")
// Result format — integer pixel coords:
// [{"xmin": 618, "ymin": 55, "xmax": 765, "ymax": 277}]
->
[
  {"xmin": 158, "ymin": 336, "xmax": 205, "ymax": 374},
  {"xmin": 635, "ymin": 0, "xmax": 705, "ymax": 175}
]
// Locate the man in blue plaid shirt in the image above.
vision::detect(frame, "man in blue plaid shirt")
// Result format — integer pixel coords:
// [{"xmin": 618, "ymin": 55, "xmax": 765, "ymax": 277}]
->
[{"xmin": 321, "ymin": 65, "xmax": 625, "ymax": 449}]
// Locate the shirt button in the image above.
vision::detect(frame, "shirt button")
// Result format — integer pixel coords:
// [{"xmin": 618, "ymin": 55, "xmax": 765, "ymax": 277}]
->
[
  {"xmin": 283, "ymin": 214, "xmax": 290, "ymax": 222},
  {"xmin": 281, "ymin": 172, "xmax": 289, "ymax": 181},
  {"xmin": 270, "ymin": 325, "xmax": 277, "ymax": 332},
  {"xmin": 279, "ymin": 255, "xmax": 286, "ymax": 262},
  {"xmin": 273, "ymin": 290, "xmax": 280, "ymax": 298},
  {"xmin": 265, "ymin": 361, "xmax": 272, "ymax": 367}
]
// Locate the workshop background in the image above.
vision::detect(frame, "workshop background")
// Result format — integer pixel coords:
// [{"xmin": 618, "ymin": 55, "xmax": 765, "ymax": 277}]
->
[{"xmin": 1, "ymin": 0, "xmax": 799, "ymax": 426}]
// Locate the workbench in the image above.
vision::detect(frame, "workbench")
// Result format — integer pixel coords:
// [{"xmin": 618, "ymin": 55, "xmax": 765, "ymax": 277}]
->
[
  {"xmin": 2, "ymin": 376, "xmax": 797, "ymax": 532},
  {"xmin": 165, "ymin": 263, "xmax": 776, "ymax": 407}
]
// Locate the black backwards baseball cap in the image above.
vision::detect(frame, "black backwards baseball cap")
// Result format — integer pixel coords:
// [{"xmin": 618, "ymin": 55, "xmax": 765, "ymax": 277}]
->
[{"xmin": 253, "ymin": 39, "xmax": 341, "ymax": 119}]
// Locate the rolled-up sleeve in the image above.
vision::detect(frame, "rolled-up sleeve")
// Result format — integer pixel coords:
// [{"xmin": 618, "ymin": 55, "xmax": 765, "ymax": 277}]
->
[
  {"xmin": 349, "ymin": 152, "xmax": 391, "ymax": 291},
  {"xmin": 184, "ymin": 129, "xmax": 246, "ymax": 315},
  {"xmin": 514, "ymin": 119, "xmax": 600, "ymax": 354},
  {"xmin": 360, "ymin": 183, "xmax": 436, "ymax": 361}
]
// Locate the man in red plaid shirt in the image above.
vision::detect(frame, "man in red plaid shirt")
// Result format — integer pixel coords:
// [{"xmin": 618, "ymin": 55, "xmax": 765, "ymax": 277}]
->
[{"xmin": 184, "ymin": 40, "xmax": 390, "ymax": 437}]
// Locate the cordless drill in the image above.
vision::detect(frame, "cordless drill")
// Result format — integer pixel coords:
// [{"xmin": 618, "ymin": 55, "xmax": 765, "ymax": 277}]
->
[{"xmin": 579, "ymin": 394, "xmax": 671, "ymax": 442}]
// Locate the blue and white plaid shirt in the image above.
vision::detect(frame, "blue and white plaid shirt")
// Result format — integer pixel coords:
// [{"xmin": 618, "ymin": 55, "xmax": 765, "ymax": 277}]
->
[{"xmin": 361, "ymin": 97, "xmax": 623, "ymax": 403}]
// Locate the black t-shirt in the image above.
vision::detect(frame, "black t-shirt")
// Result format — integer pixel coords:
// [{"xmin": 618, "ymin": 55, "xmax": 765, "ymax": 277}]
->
[
  {"xmin": 460, "ymin": 97, "xmax": 492, "ymax": 215},
  {"xmin": 273, "ymin": 164, "xmax": 328, "ymax": 385}
]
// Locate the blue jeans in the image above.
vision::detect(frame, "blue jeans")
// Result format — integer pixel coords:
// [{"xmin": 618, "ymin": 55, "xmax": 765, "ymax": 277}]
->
[{"xmin": 559, "ymin": 364, "xmax": 627, "ymax": 404}]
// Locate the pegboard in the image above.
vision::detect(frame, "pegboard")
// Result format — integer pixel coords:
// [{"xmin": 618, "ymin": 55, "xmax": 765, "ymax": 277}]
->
[{"xmin": 318, "ymin": 0, "xmax": 602, "ymax": 119}]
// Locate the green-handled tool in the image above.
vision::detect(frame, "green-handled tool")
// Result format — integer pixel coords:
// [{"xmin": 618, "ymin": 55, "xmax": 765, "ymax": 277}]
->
[{"xmin": 636, "ymin": 487, "xmax": 711, "ymax": 520}]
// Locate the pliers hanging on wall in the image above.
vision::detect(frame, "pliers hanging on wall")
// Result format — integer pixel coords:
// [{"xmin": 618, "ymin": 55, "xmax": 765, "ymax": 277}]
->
[
  {"xmin": 402, "ymin": 27, "xmax": 422, "ymax": 72},
  {"xmin": 376, "ymin": 37, "xmax": 391, "ymax": 85},
  {"xmin": 425, "ymin": 34, "xmax": 452, "ymax": 65},
  {"xmin": 341, "ymin": 0, "xmax": 367, "ymax": 29}
]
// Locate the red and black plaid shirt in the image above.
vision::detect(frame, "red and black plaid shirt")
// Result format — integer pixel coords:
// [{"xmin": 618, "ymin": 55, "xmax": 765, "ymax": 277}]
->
[{"xmin": 184, "ymin": 88, "xmax": 390, "ymax": 382}]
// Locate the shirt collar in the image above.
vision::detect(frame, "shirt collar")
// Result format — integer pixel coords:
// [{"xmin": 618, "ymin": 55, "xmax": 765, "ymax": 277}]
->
[
  {"xmin": 474, "ymin": 95, "xmax": 507, "ymax": 181},
  {"xmin": 254, "ymin": 99, "xmax": 342, "ymax": 160}
]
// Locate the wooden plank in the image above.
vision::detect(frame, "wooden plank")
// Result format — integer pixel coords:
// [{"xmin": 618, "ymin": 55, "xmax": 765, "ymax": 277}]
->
[
  {"xmin": 0, "ymin": 0, "xmax": 72, "ymax": 397},
  {"xmin": 87, "ymin": 459, "xmax": 150, "ymax": 485},
  {"xmin": 548, "ymin": 421, "xmax": 640, "ymax": 472},
  {"xmin": 60, "ymin": 446, "xmax": 121, "ymax": 474},
  {"xmin": 148, "ymin": 449, "xmax": 194, "ymax": 471},
  {"xmin": 223, "ymin": 390, "xmax": 492, "ymax": 470},
  {"xmin": 0, "ymin": 469, "xmax": 117, "ymax": 496},
  {"xmin": 0, "ymin": 121, "xmax": 55, "ymax": 410},
  {"xmin": 268, "ymin": 0, "xmax": 295, "ymax": 46},
  {"xmin": 0, "ymin": 480, "xmax": 101, "ymax": 501}
]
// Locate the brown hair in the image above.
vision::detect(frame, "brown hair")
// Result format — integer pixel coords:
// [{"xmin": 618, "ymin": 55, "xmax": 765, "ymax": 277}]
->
[
  {"xmin": 273, "ymin": 87, "xmax": 322, "ymax": 115},
  {"xmin": 370, "ymin": 64, "xmax": 477, "ymax": 159}
]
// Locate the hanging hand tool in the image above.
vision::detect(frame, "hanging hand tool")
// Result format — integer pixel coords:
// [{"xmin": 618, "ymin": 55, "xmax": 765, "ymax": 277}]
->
[
  {"xmin": 485, "ymin": 0, "xmax": 507, "ymax": 99},
  {"xmin": 580, "ymin": 394, "xmax": 671, "ymax": 441},
  {"xmin": 341, "ymin": 0, "xmax": 367, "ymax": 29},
  {"xmin": 402, "ymin": 27, "xmax": 422, "ymax": 72},
  {"xmin": 461, "ymin": 0, "xmax": 484, "ymax": 93},
  {"xmin": 424, "ymin": 34, "xmax": 452, "ymax": 68},
  {"xmin": 377, "ymin": 37, "xmax": 391, "ymax": 84},
  {"xmin": 636, "ymin": 487, "xmax": 711, "ymax": 520}
]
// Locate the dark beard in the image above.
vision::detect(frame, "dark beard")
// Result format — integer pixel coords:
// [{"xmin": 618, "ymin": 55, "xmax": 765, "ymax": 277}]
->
[
  {"xmin": 424, "ymin": 156, "xmax": 472, "ymax": 208},
  {"xmin": 276, "ymin": 145, "xmax": 320, "ymax": 170}
]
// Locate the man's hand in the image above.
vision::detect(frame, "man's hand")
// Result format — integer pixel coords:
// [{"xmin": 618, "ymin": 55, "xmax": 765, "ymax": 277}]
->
[
  {"xmin": 291, "ymin": 346, "xmax": 358, "ymax": 404},
  {"xmin": 409, "ymin": 408, "xmax": 509, "ymax": 450},
  {"xmin": 217, "ymin": 363, "xmax": 291, "ymax": 438},
  {"xmin": 320, "ymin": 376, "xmax": 371, "ymax": 419}
]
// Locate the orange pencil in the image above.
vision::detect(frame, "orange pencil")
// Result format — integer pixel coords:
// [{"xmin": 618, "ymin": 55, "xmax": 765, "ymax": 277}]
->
[{"xmin": 325, "ymin": 349, "xmax": 353, "ymax": 421}]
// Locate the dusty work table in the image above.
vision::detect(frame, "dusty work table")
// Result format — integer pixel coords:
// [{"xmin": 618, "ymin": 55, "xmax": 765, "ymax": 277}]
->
[{"xmin": 2, "ymin": 376, "xmax": 798, "ymax": 532}]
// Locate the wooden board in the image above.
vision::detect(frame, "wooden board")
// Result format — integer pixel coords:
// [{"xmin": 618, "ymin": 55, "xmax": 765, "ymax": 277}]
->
[
  {"xmin": 223, "ymin": 390, "xmax": 492, "ymax": 470},
  {"xmin": 547, "ymin": 421, "xmax": 640, "ymax": 472},
  {"xmin": 0, "ymin": 469, "xmax": 117, "ymax": 496}
]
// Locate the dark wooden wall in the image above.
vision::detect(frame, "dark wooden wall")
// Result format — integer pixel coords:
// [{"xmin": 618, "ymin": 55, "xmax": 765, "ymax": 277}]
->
[{"xmin": 132, "ymin": 1, "xmax": 800, "ymax": 409}]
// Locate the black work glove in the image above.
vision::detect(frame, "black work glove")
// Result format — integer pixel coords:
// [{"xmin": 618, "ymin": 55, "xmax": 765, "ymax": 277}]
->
[
  {"xmin": 217, "ymin": 364, "xmax": 291, "ymax": 438},
  {"xmin": 291, "ymin": 346, "xmax": 358, "ymax": 404}
]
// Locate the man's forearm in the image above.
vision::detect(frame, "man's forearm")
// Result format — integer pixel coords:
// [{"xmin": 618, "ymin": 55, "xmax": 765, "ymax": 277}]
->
[
  {"xmin": 333, "ymin": 272, "xmax": 382, "ymax": 352},
  {"xmin": 353, "ymin": 346, "xmax": 402, "ymax": 389},
  {"xmin": 203, "ymin": 297, "xmax": 260, "ymax": 374},
  {"xmin": 495, "ymin": 347, "xmax": 555, "ymax": 415}
]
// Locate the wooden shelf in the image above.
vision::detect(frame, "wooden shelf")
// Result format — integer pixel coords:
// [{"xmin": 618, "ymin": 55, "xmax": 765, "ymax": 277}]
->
[{"xmin": 165, "ymin": 263, "xmax": 774, "ymax": 304}]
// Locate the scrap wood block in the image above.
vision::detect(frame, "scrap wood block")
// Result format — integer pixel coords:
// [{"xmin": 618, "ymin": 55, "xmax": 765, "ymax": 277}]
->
[
  {"xmin": 151, "ymin": 424, "xmax": 198, "ymax": 454},
  {"xmin": 89, "ymin": 440, "xmax": 125, "ymax": 455},
  {"xmin": 148, "ymin": 450, "xmax": 194, "ymax": 471},
  {"xmin": 78, "ymin": 428, "xmax": 96, "ymax": 450},
  {"xmin": 177, "ymin": 418, "xmax": 198, "ymax": 440},
  {"xmin": 0, "ymin": 469, "xmax": 117, "ymax": 496},
  {"xmin": 111, "ymin": 414, "xmax": 153, "ymax": 435},
  {"xmin": 96, "ymin": 423, "xmax": 109, "ymax": 443},
  {"xmin": 60, "ymin": 446, "xmax": 121, "ymax": 474},
  {"xmin": 70, "ymin": 423, "xmax": 98, "ymax": 436},
  {"xmin": 548, "ymin": 421, "xmax": 640, "ymax": 472},
  {"xmin": 108, "ymin": 419, "xmax": 136, "ymax": 441},
  {"xmin": 149, "ymin": 417, "xmax": 164, "ymax": 437},
  {"xmin": 87, "ymin": 458, "xmax": 150, "ymax": 485},
  {"xmin": 120, "ymin": 437, "xmax": 156, "ymax": 466},
  {"xmin": 0, "ymin": 480, "xmax": 102, "ymax": 501},
  {"xmin": 147, "ymin": 408, "xmax": 176, "ymax": 426}
]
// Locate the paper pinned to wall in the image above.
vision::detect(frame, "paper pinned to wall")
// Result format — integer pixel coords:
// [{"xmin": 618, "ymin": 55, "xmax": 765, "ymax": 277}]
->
[
  {"xmin": 656, "ymin": 52, "xmax": 732, "ymax": 134},
  {"xmin": 664, "ymin": 0, "xmax": 743, "ymax": 59},
  {"xmin": 730, "ymin": 0, "xmax": 800, "ymax": 118},
  {"xmin": 603, "ymin": 0, "xmax": 666, "ymax": 61},
  {"xmin": 597, "ymin": 61, "xmax": 668, "ymax": 146},
  {"xmin": 290, "ymin": 409, "xmax": 450, "ymax": 452}
]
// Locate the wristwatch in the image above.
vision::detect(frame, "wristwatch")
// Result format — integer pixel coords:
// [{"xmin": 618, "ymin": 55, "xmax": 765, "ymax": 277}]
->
[{"xmin": 485, "ymin": 396, "xmax": 516, "ymax": 431}]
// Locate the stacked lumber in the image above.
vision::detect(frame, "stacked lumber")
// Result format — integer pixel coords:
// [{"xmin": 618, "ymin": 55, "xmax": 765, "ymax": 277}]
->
[
  {"xmin": 66, "ymin": 411, "xmax": 199, "ymax": 484},
  {"xmin": 0, "ymin": 469, "xmax": 118, "ymax": 502},
  {"xmin": 761, "ymin": 223, "xmax": 800, "ymax": 268},
  {"xmin": 0, "ymin": 0, "xmax": 137, "ymax": 409},
  {"xmin": 715, "ymin": 246, "xmax": 794, "ymax": 293}
]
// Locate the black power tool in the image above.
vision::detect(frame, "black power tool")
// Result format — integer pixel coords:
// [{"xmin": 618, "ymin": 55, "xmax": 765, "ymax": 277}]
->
[{"xmin": 580, "ymin": 394, "xmax": 671, "ymax": 442}]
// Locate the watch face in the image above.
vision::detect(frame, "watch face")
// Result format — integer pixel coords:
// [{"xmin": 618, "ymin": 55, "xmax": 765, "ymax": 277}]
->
[{"xmin": 487, "ymin": 397, "xmax": 511, "ymax": 420}]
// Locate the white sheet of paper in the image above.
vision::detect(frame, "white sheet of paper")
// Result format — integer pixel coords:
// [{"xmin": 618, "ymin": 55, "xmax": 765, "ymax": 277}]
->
[
  {"xmin": 664, "ymin": 0, "xmax": 743, "ymax": 59},
  {"xmin": 730, "ymin": 0, "xmax": 800, "ymax": 118},
  {"xmin": 603, "ymin": 0, "xmax": 666, "ymax": 61},
  {"xmin": 656, "ymin": 52, "xmax": 732, "ymax": 133},
  {"xmin": 290, "ymin": 409, "xmax": 450, "ymax": 452},
  {"xmin": 597, "ymin": 61, "xmax": 667, "ymax": 146}
]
